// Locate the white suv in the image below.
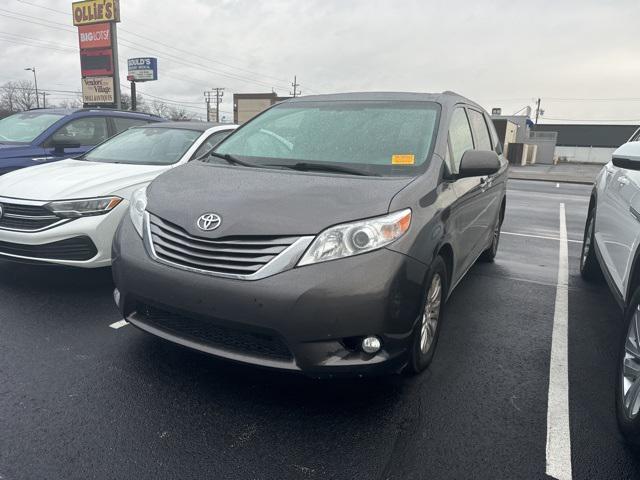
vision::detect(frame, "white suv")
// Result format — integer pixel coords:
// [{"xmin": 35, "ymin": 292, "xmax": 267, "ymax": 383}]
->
[{"xmin": 581, "ymin": 126, "xmax": 640, "ymax": 442}]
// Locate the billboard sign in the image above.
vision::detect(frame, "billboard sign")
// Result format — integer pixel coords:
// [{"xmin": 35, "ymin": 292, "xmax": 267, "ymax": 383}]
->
[
  {"xmin": 127, "ymin": 57, "xmax": 158, "ymax": 82},
  {"xmin": 80, "ymin": 48, "xmax": 114, "ymax": 76},
  {"xmin": 82, "ymin": 76, "xmax": 114, "ymax": 104},
  {"xmin": 72, "ymin": 0, "xmax": 120, "ymax": 26},
  {"xmin": 78, "ymin": 22, "xmax": 111, "ymax": 49}
]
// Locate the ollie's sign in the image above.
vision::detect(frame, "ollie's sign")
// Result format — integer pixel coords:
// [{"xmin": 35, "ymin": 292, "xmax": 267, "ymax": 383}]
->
[
  {"xmin": 78, "ymin": 23, "xmax": 111, "ymax": 49},
  {"xmin": 72, "ymin": 0, "xmax": 120, "ymax": 26}
]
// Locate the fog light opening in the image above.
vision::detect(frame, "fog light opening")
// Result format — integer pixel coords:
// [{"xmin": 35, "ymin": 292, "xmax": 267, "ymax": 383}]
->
[{"xmin": 362, "ymin": 336, "xmax": 381, "ymax": 354}]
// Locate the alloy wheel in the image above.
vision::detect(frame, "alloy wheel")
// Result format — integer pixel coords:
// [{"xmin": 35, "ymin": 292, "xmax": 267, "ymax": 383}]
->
[
  {"xmin": 622, "ymin": 305, "xmax": 640, "ymax": 419},
  {"xmin": 420, "ymin": 273, "xmax": 442, "ymax": 354}
]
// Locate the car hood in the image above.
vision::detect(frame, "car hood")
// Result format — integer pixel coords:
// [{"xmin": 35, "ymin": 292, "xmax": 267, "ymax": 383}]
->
[
  {"xmin": 0, "ymin": 159, "xmax": 169, "ymax": 200},
  {"xmin": 147, "ymin": 162, "xmax": 416, "ymax": 237}
]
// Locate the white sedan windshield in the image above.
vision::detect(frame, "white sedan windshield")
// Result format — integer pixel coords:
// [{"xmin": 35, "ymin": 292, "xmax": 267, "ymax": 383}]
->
[{"xmin": 84, "ymin": 127, "xmax": 201, "ymax": 165}]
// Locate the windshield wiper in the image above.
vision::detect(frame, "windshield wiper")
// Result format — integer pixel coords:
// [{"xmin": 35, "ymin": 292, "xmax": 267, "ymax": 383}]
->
[
  {"xmin": 207, "ymin": 152, "xmax": 264, "ymax": 169},
  {"xmin": 267, "ymin": 162, "xmax": 379, "ymax": 177}
]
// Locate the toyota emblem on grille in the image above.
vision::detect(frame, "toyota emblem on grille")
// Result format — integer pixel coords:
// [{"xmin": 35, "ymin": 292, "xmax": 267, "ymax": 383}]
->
[
  {"xmin": 197, "ymin": 213, "xmax": 221, "ymax": 231},
  {"xmin": 0, "ymin": 204, "xmax": 3, "ymax": 219}
]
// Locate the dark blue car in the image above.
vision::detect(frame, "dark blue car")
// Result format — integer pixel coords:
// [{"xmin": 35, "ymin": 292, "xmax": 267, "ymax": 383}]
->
[{"xmin": 0, "ymin": 108, "xmax": 164, "ymax": 175}]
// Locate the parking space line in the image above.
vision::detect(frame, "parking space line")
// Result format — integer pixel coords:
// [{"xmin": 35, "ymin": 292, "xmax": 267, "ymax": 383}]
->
[
  {"xmin": 502, "ymin": 231, "xmax": 582, "ymax": 244},
  {"xmin": 109, "ymin": 319, "xmax": 129, "ymax": 329},
  {"xmin": 545, "ymin": 203, "xmax": 572, "ymax": 480}
]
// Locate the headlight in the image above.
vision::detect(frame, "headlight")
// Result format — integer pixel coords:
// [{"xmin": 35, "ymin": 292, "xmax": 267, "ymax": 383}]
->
[
  {"xmin": 129, "ymin": 187, "xmax": 147, "ymax": 237},
  {"xmin": 45, "ymin": 196, "xmax": 122, "ymax": 218},
  {"xmin": 298, "ymin": 209, "xmax": 411, "ymax": 266}
]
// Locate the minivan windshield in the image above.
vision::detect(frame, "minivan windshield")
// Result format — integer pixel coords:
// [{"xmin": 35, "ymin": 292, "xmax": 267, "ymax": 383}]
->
[
  {"xmin": 0, "ymin": 112, "xmax": 64, "ymax": 144},
  {"xmin": 213, "ymin": 100, "xmax": 440, "ymax": 176},
  {"xmin": 82, "ymin": 127, "xmax": 201, "ymax": 165}
]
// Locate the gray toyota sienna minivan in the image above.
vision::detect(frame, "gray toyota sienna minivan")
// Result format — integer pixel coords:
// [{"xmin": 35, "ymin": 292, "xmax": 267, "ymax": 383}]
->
[{"xmin": 112, "ymin": 91, "xmax": 508, "ymax": 377}]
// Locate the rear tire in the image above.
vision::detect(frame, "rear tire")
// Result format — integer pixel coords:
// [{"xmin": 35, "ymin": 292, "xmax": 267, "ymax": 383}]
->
[
  {"xmin": 406, "ymin": 256, "xmax": 447, "ymax": 374},
  {"xmin": 616, "ymin": 287, "xmax": 640, "ymax": 447},
  {"xmin": 580, "ymin": 209, "xmax": 603, "ymax": 281}
]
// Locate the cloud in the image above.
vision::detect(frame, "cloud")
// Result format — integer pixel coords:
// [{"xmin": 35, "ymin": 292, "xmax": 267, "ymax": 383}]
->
[{"xmin": 1, "ymin": 0, "xmax": 639, "ymax": 123}]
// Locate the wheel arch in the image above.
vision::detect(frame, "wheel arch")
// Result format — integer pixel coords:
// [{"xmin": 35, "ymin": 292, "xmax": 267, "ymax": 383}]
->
[{"xmin": 626, "ymin": 246, "xmax": 640, "ymax": 307}]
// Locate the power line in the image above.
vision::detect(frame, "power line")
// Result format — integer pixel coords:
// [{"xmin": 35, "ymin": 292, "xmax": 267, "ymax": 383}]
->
[
  {"xmin": 10, "ymin": 1, "xmax": 315, "ymax": 92},
  {"xmin": 0, "ymin": 30, "xmax": 76, "ymax": 49},
  {"xmin": 542, "ymin": 117, "xmax": 640, "ymax": 123},
  {"xmin": 0, "ymin": 37, "xmax": 75, "ymax": 53},
  {"xmin": 0, "ymin": 7, "xmax": 292, "ymax": 92},
  {"xmin": 0, "ymin": 8, "xmax": 284, "ymax": 91}
]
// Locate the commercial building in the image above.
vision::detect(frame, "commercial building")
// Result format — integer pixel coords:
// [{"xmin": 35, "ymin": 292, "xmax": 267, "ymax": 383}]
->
[
  {"xmin": 532, "ymin": 124, "xmax": 639, "ymax": 164},
  {"xmin": 233, "ymin": 92, "xmax": 290, "ymax": 124},
  {"xmin": 491, "ymin": 113, "xmax": 638, "ymax": 165}
]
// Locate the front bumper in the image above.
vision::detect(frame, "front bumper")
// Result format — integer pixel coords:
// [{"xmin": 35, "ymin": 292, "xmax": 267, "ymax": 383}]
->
[
  {"xmin": 0, "ymin": 201, "xmax": 128, "ymax": 268},
  {"xmin": 112, "ymin": 215, "xmax": 430, "ymax": 377}
]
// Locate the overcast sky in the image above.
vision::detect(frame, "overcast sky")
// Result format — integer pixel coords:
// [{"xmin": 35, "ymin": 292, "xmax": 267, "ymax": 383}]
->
[{"xmin": 1, "ymin": 0, "xmax": 639, "ymax": 123}]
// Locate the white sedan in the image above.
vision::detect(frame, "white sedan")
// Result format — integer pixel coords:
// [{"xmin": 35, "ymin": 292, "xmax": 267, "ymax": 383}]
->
[{"xmin": 0, "ymin": 122, "xmax": 237, "ymax": 268}]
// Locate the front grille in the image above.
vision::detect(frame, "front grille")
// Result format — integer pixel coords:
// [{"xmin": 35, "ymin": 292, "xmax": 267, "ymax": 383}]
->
[
  {"xmin": 0, "ymin": 202, "xmax": 62, "ymax": 231},
  {"xmin": 0, "ymin": 236, "xmax": 98, "ymax": 261},
  {"xmin": 148, "ymin": 214, "xmax": 299, "ymax": 276},
  {"xmin": 136, "ymin": 303, "xmax": 293, "ymax": 361}
]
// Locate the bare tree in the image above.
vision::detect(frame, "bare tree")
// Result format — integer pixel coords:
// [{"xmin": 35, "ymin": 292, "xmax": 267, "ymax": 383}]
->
[
  {"xmin": 12, "ymin": 80, "xmax": 39, "ymax": 111},
  {"xmin": 55, "ymin": 96, "xmax": 83, "ymax": 109},
  {"xmin": 148, "ymin": 99, "xmax": 170, "ymax": 118},
  {"xmin": 167, "ymin": 106, "xmax": 194, "ymax": 121},
  {"xmin": 120, "ymin": 93, "xmax": 149, "ymax": 112},
  {"xmin": 0, "ymin": 81, "xmax": 20, "ymax": 112}
]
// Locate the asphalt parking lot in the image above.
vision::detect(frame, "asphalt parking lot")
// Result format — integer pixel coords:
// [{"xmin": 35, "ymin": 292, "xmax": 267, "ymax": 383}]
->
[{"xmin": 2, "ymin": 179, "xmax": 640, "ymax": 480}]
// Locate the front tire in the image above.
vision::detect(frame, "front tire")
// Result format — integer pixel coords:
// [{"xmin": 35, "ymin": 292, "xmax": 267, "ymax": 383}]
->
[
  {"xmin": 580, "ymin": 209, "xmax": 602, "ymax": 281},
  {"xmin": 406, "ymin": 255, "xmax": 447, "ymax": 374},
  {"xmin": 617, "ymin": 287, "xmax": 640, "ymax": 446}
]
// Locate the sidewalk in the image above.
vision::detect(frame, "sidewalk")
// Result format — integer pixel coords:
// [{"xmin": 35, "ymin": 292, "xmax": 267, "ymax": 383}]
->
[{"xmin": 508, "ymin": 163, "xmax": 602, "ymax": 185}]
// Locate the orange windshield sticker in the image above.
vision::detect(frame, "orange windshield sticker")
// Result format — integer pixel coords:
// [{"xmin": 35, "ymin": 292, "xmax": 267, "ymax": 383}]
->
[{"xmin": 392, "ymin": 154, "xmax": 415, "ymax": 165}]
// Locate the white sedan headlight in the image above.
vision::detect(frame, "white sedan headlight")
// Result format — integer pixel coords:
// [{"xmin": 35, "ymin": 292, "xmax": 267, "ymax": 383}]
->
[
  {"xmin": 129, "ymin": 187, "xmax": 148, "ymax": 237},
  {"xmin": 298, "ymin": 209, "xmax": 412, "ymax": 266},
  {"xmin": 45, "ymin": 196, "xmax": 122, "ymax": 218}
]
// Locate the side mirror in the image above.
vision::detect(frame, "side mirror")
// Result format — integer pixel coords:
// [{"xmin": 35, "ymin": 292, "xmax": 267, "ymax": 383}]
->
[
  {"xmin": 458, "ymin": 150, "xmax": 500, "ymax": 178},
  {"xmin": 52, "ymin": 139, "xmax": 81, "ymax": 155},
  {"xmin": 612, "ymin": 157, "xmax": 640, "ymax": 170}
]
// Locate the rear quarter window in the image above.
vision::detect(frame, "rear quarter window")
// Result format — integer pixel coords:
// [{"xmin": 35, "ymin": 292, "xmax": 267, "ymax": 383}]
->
[{"xmin": 112, "ymin": 117, "xmax": 151, "ymax": 134}]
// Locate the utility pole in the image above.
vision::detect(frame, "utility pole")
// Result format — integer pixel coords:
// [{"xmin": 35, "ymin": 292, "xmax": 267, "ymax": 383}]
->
[
  {"xmin": 534, "ymin": 98, "xmax": 541, "ymax": 127},
  {"xmin": 204, "ymin": 90, "xmax": 212, "ymax": 122},
  {"xmin": 290, "ymin": 75, "xmax": 301, "ymax": 98},
  {"xmin": 130, "ymin": 78, "xmax": 137, "ymax": 111},
  {"xmin": 41, "ymin": 91, "xmax": 48, "ymax": 108},
  {"xmin": 110, "ymin": 23, "xmax": 122, "ymax": 110},
  {"xmin": 213, "ymin": 88, "xmax": 224, "ymax": 123}
]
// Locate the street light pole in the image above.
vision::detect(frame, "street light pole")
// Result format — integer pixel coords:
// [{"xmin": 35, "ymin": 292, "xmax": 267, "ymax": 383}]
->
[{"xmin": 25, "ymin": 67, "xmax": 39, "ymax": 108}]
